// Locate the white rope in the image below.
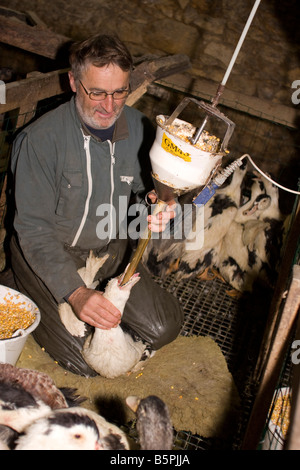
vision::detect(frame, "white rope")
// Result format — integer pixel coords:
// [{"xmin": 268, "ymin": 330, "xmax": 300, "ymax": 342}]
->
[{"xmin": 239, "ymin": 154, "xmax": 300, "ymax": 196}]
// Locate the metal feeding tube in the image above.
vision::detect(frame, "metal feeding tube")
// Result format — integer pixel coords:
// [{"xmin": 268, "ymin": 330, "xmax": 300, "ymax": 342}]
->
[{"xmin": 119, "ymin": 199, "xmax": 167, "ymax": 286}]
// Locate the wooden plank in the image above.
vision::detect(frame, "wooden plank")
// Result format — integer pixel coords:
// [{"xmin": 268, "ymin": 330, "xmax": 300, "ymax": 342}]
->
[
  {"xmin": 156, "ymin": 73, "xmax": 300, "ymax": 129},
  {"xmin": 0, "ymin": 69, "xmax": 71, "ymax": 114},
  {"xmin": 0, "ymin": 15, "xmax": 71, "ymax": 60},
  {"xmin": 254, "ymin": 199, "xmax": 300, "ymax": 384},
  {"xmin": 242, "ymin": 264, "xmax": 300, "ymax": 450},
  {"xmin": 286, "ymin": 312, "xmax": 300, "ymax": 450},
  {"xmin": 0, "ymin": 10, "xmax": 297, "ymax": 128},
  {"xmin": 127, "ymin": 54, "xmax": 191, "ymax": 107}
]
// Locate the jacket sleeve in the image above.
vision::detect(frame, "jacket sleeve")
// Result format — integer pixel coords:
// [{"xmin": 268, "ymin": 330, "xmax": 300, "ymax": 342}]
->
[{"xmin": 11, "ymin": 131, "xmax": 85, "ymax": 303}]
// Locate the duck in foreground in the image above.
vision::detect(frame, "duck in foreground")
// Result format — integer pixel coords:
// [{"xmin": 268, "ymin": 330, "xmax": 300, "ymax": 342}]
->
[
  {"xmin": 0, "ymin": 363, "xmax": 130, "ymax": 450},
  {"xmin": 126, "ymin": 395, "xmax": 174, "ymax": 450},
  {"xmin": 0, "ymin": 362, "xmax": 84, "ymax": 432},
  {"xmin": 13, "ymin": 407, "xmax": 129, "ymax": 450}
]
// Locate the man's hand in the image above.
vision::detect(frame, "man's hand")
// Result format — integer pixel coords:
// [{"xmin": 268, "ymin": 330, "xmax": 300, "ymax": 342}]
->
[
  {"xmin": 68, "ymin": 286, "xmax": 121, "ymax": 329},
  {"xmin": 146, "ymin": 191, "xmax": 177, "ymax": 233}
]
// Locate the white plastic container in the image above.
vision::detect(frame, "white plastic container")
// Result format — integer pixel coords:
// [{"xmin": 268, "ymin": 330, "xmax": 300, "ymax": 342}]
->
[
  {"xmin": 149, "ymin": 115, "xmax": 223, "ymax": 191},
  {"xmin": 0, "ymin": 286, "xmax": 40, "ymax": 365}
]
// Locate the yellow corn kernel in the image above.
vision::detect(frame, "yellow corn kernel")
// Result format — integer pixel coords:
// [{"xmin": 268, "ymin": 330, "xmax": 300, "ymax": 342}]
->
[
  {"xmin": 270, "ymin": 392, "xmax": 291, "ymax": 438},
  {"xmin": 0, "ymin": 296, "xmax": 36, "ymax": 340}
]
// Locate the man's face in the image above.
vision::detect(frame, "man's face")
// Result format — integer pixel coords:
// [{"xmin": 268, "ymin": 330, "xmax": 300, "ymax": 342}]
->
[{"xmin": 69, "ymin": 63, "xmax": 130, "ymax": 129}]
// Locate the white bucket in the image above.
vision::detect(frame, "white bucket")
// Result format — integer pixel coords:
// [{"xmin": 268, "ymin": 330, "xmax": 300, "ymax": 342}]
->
[
  {"xmin": 0, "ymin": 286, "xmax": 40, "ymax": 365},
  {"xmin": 149, "ymin": 115, "xmax": 223, "ymax": 191}
]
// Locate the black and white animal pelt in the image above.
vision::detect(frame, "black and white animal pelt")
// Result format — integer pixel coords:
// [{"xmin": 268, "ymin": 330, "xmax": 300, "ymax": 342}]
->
[
  {"xmin": 126, "ymin": 395, "xmax": 173, "ymax": 450},
  {"xmin": 217, "ymin": 171, "xmax": 285, "ymax": 291},
  {"xmin": 0, "ymin": 362, "xmax": 84, "ymax": 433},
  {"xmin": 142, "ymin": 160, "xmax": 248, "ymax": 280}
]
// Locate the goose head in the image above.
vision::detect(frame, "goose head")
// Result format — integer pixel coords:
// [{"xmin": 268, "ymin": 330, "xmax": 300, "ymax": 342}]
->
[
  {"xmin": 103, "ymin": 270, "xmax": 140, "ymax": 313},
  {"xmin": 126, "ymin": 395, "xmax": 173, "ymax": 450},
  {"xmin": 14, "ymin": 409, "xmax": 102, "ymax": 450}
]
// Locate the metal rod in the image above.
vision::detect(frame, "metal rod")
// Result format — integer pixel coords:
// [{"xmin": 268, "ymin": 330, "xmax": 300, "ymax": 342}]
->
[
  {"xmin": 221, "ymin": 0, "xmax": 262, "ymax": 87},
  {"xmin": 191, "ymin": 0, "xmax": 261, "ymax": 146}
]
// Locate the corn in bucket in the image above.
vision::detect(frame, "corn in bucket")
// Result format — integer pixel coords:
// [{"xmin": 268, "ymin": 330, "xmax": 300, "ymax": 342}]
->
[{"xmin": 0, "ymin": 285, "xmax": 40, "ymax": 365}]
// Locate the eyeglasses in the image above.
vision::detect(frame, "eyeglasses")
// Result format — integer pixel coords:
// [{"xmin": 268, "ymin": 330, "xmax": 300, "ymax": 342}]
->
[{"xmin": 79, "ymin": 80, "xmax": 131, "ymax": 101}]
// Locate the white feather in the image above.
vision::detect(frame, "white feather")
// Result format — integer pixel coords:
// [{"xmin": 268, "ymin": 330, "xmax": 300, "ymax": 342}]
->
[{"xmin": 58, "ymin": 252, "xmax": 109, "ymax": 337}]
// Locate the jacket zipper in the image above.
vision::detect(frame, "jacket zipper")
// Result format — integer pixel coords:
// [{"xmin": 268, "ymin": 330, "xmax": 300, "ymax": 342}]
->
[
  {"xmin": 108, "ymin": 140, "xmax": 116, "ymax": 243},
  {"xmin": 70, "ymin": 134, "xmax": 93, "ymax": 247}
]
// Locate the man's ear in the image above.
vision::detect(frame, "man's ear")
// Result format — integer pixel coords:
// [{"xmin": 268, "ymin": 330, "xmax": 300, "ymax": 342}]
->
[{"xmin": 68, "ymin": 71, "xmax": 77, "ymax": 93}]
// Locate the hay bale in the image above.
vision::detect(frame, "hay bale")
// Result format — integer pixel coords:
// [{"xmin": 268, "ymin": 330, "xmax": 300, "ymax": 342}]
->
[{"xmin": 17, "ymin": 334, "xmax": 240, "ymax": 439}]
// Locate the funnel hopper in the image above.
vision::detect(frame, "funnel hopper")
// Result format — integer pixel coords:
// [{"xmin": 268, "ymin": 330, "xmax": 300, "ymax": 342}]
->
[
  {"xmin": 151, "ymin": 173, "xmax": 185, "ymax": 203},
  {"xmin": 149, "ymin": 114, "xmax": 224, "ymax": 196}
]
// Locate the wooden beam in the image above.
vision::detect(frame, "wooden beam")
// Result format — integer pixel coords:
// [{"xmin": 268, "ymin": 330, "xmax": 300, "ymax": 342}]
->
[
  {"xmin": 127, "ymin": 54, "xmax": 191, "ymax": 106},
  {"xmin": 0, "ymin": 15, "xmax": 71, "ymax": 60},
  {"xmin": 156, "ymin": 73, "xmax": 300, "ymax": 129},
  {"xmin": 286, "ymin": 312, "xmax": 300, "ymax": 450},
  {"xmin": 242, "ymin": 264, "xmax": 300, "ymax": 450},
  {"xmin": 0, "ymin": 69, "xmax": 71, "ymax": 115}
]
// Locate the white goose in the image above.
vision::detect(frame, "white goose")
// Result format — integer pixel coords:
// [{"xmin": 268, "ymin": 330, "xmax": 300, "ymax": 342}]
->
[
  {"xmin": 82, "ymin": 268, "xmax": 152, "ymax": 378},
  {"xmin": 58, "ymin": 251, "xmax": 152, "ymax": 378}
]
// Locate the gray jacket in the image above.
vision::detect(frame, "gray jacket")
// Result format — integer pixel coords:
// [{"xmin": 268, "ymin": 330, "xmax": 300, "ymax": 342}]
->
[{"xmin": 11, "ymin": 97, "xmax": 154, "ymax": 302}]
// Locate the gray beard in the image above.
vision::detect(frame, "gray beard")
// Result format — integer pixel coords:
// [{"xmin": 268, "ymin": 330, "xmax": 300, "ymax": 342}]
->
[{"xmin": 75, "ymin": 96, "xmax": 121, "ymax": 130}]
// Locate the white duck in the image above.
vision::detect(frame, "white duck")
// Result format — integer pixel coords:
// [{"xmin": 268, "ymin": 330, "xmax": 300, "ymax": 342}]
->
[
  {"xmin": 14, "ymin": 407, "xmax": 130, "ymax": 450},
  {"xmin": 126, "ymin": 395, "xmax": 173, "ymax": 450},
  {"xmin": 0, "ymin": 362, "xmax": 83, "ymax": 433},
  {"xmin": 58, "ymin": 253, "xmax": 109, "ymax": 337},
  {"xmin": 82, "ymin": 267, "xmax": 153, "ymax": 378},
  {"xmin": 58, "ymin": 251, "xmax": 153, "ymax": 378}
]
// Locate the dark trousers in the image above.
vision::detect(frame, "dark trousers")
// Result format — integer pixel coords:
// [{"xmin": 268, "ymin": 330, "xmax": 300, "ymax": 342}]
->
[{"xmin": 10, "ymin": 235, "xmax": 183, "ymax": 377}]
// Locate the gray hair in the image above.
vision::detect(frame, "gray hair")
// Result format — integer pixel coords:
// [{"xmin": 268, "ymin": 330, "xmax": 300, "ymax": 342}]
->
[{"xmin": 69, "ymin": 34, "xmax": 133, "ymax": 80}]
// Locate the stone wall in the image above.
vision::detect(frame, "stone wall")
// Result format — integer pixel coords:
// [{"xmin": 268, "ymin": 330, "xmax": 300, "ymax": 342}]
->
[
  {"xmin": 0, "ymin": 0, "xmax": 299, "ymax": 211},
  {"xmin": 1, "ymin": 0, "xmax": 299, "ymax": 108}
]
